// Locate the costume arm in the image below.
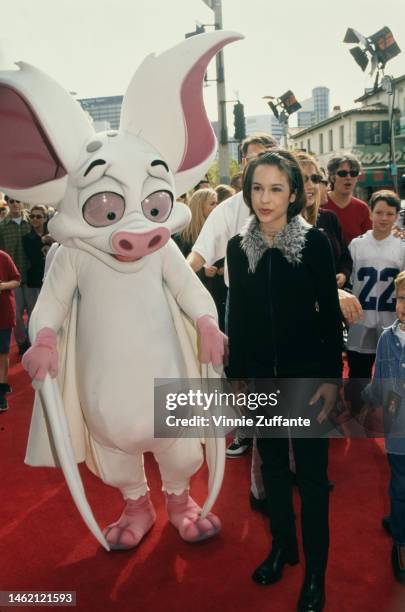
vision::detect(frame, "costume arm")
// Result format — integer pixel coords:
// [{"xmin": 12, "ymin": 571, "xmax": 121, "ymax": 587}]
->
[
  {"xmin": 162, "ymin": 239, "xmax": 217, "ymax": 322},
  {"xmin": 29, "ymin": 245, "xmax": 78, "ymax": 339}
]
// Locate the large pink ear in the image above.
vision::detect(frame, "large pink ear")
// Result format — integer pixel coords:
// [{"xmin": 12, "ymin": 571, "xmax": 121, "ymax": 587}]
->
[
  {"xmin": 120, "ymin": 30, "xmax": 243, "ymax": 195},
  {"xmin": 0, "ymin": 63, "xmax": 95, "ymax": 205}
]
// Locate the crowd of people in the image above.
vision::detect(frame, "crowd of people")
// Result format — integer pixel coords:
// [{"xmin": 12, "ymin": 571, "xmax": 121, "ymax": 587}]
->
[
  {"xmin": 1, "ymin": 130, "xmax": 405, "ymax": 610},
  {"xmin": 183, "ymin": 134, "xmax": 405, "ymax": 607},
  {"xmin": 0, "ymin": 196, "xmax": 55, "ymax": 411}
]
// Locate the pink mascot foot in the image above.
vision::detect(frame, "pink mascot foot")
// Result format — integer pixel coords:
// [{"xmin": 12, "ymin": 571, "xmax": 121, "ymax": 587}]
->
[
  {"xmin": 104, "ymin": 493, "xmax": 156, "ymax": 550},
  {"xmin": 166, "ymin": 491, "xmax": 221, "ymax": 542}
]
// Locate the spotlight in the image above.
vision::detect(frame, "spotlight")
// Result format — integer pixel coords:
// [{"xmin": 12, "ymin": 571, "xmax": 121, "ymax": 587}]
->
[
  {"xmin": 344, "ymin": 25, "xmax": 401, "ymax": 75},
  {"xmin": 264, "ymin": 90, "xmax": 301, "ymax": 120}
]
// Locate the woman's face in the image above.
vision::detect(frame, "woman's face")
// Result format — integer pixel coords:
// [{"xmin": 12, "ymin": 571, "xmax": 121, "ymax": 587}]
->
[
  {"xmin": 202, "ymin": 193, "xmax": 217, "ymax": 219},
  {"xmin": 301, "ymin": 163, "xmax": 320, "ymax": 209},
  {"xmin": 29, "ymin": 209, "xmax": 47, "ymax": 231},
  {"xmin": 251, "ymin": 163, "xmax": 295, "ymax": 230}
]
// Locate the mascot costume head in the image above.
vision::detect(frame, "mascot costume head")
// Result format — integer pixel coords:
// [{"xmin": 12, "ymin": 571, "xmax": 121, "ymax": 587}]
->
[{"xmin": 0, "ymin": 30, "xmax": 243, "ymax": 550}]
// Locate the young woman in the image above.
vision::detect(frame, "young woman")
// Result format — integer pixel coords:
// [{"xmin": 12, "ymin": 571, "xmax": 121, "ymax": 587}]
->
[
  {"xmin": 296, "ymin": 152, "xmax": 352, "ymax": 289},
  {"xmin": 226, "ymin": 150, "xmax": 343, "ymax": 612}
]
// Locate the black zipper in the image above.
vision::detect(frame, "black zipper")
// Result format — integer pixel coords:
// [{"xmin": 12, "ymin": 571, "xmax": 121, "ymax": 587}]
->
[{"xmin": 267, "ymin": 249, "xmax": 278, "ymax": 377}]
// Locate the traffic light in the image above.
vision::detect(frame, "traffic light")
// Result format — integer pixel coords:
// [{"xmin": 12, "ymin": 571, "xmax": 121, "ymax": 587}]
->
[{"xmin": 233, "ymin": 102, "xmax": 246, "ymax": 142}]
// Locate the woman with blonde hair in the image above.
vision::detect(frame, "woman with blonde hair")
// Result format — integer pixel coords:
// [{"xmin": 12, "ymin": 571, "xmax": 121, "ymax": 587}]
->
[
  {"xmin": 174, "ymin": 188, "xmax": 226, "ymax": 330},
  {"xmin": 296, "ymin": 151, "xmax": 352, "ymax": 289},
  {"xmin": 175, "ymin": 188, "xmax": 217, "ymax": 253}
]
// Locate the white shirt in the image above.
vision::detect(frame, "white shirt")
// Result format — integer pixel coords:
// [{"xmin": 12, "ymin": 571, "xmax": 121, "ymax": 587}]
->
[
  {"xmin": 191, "ymin": 191, "xmax": 250, "ymax": 286},
  {"xmin": 347, "ymin": 231, "xmax": 405, "ymax": 353}
]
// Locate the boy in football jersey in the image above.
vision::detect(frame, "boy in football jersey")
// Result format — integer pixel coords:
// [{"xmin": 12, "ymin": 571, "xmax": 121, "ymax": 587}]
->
[
  {"xmin": 362, "ymin": 271, "xmax": 405, "ymax": 583},
  {"xmin": 346, "ymin": 190, "xmax": 405, "ymax": 413}
]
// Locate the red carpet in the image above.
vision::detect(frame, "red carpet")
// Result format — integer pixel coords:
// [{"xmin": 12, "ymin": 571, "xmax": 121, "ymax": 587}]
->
[{"xmin": 1, "ymin": 348, "xmax": 405, "ymax": 612}]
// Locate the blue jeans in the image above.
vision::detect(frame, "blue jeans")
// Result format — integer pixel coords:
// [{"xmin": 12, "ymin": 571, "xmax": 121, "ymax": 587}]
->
[{"xmin": 388, "ymin": 453, "xmax": 405, "ymax": 546}]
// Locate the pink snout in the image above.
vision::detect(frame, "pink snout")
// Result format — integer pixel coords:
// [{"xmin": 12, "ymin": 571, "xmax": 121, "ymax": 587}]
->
[{"xmin": 111, "ymin": 228, "xmax": 170, "ymax": 261}]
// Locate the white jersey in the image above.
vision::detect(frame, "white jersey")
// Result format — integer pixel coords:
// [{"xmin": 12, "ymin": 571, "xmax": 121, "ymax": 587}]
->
[
  {"xmin": 191, "ymin": 190, "xmax": 250, "ymax": 286},
  {"xmin": 347, "ymin": 231, "xmax": 405, "ymax": 353}
]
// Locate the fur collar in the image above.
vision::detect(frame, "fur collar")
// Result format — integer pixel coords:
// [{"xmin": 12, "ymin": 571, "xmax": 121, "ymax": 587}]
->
[{"xmin": 240, "ymin": 214, "xmax": 311, "ymax": 273}]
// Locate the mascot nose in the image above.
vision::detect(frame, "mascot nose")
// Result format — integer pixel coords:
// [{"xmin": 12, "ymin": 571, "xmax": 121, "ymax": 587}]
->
[{"xmin": 112, "ymin": 228, "xmax": 170, "ymax": 260}]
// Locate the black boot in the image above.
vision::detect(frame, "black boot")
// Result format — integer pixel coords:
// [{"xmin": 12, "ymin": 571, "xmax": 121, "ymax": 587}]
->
[
  {"xmin": 297, "ymin": 571, "xmax": 325, "ymax": 611},
  {"xmin": 0, "ymin": 383, "xmax": 11, "ymax": 413},
  {"xmin": 382, "ymin": 516, "xmax": 392, "ymax": 537},
  {"xmin": 252, "ymin": 540, "xmax": 299, "ymax": 585},
  {"xmin": 249, "ymin": 493, "xmax": 268, "ymax": 516},
  {"xmin": 392, "ymin": 544, "xmax": 405, "ymax": 584}
]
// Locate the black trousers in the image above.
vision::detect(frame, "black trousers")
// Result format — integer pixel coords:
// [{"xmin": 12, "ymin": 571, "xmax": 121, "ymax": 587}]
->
[
  {"xmin": 347, "ymin": 350, "xmax": 375, "ymax": 380},
  {"xmin": 346, "ymin": 351, "xmax": 375, "ymax": 415},
  {"xmin": 257, "ymin": 436, "xmax": 329, "ymax": 573}
]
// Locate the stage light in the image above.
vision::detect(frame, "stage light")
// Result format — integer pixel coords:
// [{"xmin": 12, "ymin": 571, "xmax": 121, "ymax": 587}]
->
[{"xmin": 343, "ymin": 25, "xmax": 401, "ymax": 76}]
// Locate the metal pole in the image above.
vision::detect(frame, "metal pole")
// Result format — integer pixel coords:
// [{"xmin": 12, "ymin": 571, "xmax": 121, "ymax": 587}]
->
[
  {"xmin": 389, "ymin": 79, "xmax": 399, "ymax": 194},
  {"xmin": 382, "ymin": 75, "xmax": 398, "ymax": 194},
  {"xmin": 212, "ymin": 0, "xmax": 230, "ymax": 184}
]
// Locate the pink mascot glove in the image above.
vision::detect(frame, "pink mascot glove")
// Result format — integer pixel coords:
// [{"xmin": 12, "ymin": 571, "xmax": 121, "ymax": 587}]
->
[
  {"xmin": 22, "ymin": 327, "xmax": 59, "ymax": 384},
  {"xmin": 196, "ymin": 315, "xmax": 228, "ymax": 367}
]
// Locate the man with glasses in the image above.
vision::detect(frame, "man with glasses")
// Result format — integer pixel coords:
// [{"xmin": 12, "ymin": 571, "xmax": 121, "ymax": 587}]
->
[
  {"xmin": 324, "ymin": 154, "xmax": 371, "ymax": 245},
  {"xmin": 0, "ymin": 197, "xmax": 32, "ymax": 354}
]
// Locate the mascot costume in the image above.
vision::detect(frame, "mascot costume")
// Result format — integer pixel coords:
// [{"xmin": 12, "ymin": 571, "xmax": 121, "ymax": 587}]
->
[{"xmin": 0, "ymin": 30, "xmax": 242, "ymax": 550}]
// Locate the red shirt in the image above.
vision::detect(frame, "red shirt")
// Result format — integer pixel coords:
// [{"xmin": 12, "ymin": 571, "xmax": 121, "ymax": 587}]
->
[
  {"xmin": 0, "ymin": 250, "xmax": 20, "ymax": 330},
  {"xmin": 324, "ymin": 195, "xmax": 372, "ymax": 246}
]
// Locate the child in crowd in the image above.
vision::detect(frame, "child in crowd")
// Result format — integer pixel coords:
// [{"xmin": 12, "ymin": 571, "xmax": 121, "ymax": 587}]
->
[
  {"xmin": 346, "ymin": 190, "xmax": 405, "ymax": 413},
  {"xmin": 363, "ymin": 271, "xmax": 405, "ymax": 584},
  {"xmin": 0, "ymin": 249, "xmax": 21, "ymax": 411}
]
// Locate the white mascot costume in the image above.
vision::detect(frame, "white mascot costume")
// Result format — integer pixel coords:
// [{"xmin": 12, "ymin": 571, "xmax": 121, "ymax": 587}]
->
[{"xmin": 0, "ymin": 30, "xmax": 242, "ymax": 550}]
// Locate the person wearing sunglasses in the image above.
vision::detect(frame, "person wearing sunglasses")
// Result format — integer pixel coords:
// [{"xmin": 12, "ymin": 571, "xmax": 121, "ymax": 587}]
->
[
  {"xmin": 296, "ymin": 152, "xmax": 352, "ymax": 289},
  {"xmin": 22, "ymin": 206, "xmax": 49, "ymax": 314},
  {"xmin": 324, "ymin": 154, "xmax": 371, "ymax": 246},
  {"xmin": 0, "ymin": 196, "xmax": 32, "ymax": 354}
]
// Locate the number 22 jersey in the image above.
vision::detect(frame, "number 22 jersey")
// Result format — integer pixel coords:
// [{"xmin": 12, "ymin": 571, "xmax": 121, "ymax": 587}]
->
[{"xmin": 347, "ymin": 230, "xmax": 405, "ymax": 353}]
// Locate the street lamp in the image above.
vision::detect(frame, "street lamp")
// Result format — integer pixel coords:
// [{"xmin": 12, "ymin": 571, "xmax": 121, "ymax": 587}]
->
[
  {"xmin": 344, "ymin": 26, "xmax": 401, "ymax": 192},
  {"xmin": 264, "ymin": 90, "xmax": 301, "ymax": 148}
]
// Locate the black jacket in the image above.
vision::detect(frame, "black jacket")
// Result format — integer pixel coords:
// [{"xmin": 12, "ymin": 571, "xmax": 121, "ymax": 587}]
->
[
  {"xmin": 227, "ymin": 215, "xmax": 343, "ymax": 380},
  {"xmin": 316, "ymin": 208, "xmax": 352, "ymax": 282},
  {"xmin": 22, "ymin": 230, "xmax": 45, "ymax": 288}
]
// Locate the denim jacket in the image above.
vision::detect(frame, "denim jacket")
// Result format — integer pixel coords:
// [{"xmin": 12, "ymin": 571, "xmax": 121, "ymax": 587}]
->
[{"xmin": 363, "ymin": 319, "xmax": 405, "ymax": 454}]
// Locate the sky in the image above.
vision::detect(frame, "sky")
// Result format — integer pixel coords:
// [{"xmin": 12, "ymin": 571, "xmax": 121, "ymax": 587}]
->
[{"xmin": 1, "ymin": 0, "xmax": 405, "ymax": 130}]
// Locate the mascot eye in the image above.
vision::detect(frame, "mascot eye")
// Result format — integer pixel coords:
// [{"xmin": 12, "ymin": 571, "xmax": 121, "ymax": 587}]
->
[
  {"xmin": 83, "ymin": 192, "xmax": 125, "ymax": 227},
  {"xmin": 141, "ymin": 191, "xmax": 173, "ymax": 223}
]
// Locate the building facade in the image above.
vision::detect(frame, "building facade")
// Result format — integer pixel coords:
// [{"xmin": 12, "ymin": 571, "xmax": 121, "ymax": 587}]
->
[
  {"xmin": 78, "ymin": 95, "xmax": 123, "ymax": 131},
  {"xmin": 297, "ymin": 87, "xmax": 330, "ymax": 128},
  {"xmin": 291, "ymin": 93, "xmax": 405, "ymax": 200}
]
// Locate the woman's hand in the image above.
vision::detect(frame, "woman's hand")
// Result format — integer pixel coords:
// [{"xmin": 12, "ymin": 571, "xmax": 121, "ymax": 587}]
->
[
  {"xmin": 309, "ymin": 383, "xmax": 338, "ymax": 424},
  {"xmin": 204, "ymin": 266, "xmax": 218, "ymax": 278},
  {"xmin": 338, "ymin": 289, "xmax": 363, "ymax": 324},
  {"xmin": 336, "ymin": 273, "xmax": 346, "ymax": 288}
]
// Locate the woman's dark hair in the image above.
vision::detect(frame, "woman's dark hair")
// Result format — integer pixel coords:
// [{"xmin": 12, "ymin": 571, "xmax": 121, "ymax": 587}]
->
[
  {"xmin": 369, "ymin": 189, "xmax": 401, "ymax": 212},
  {"xmin": 242, "ymin": 149, "xmax": 306, "ymax": 222}
]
